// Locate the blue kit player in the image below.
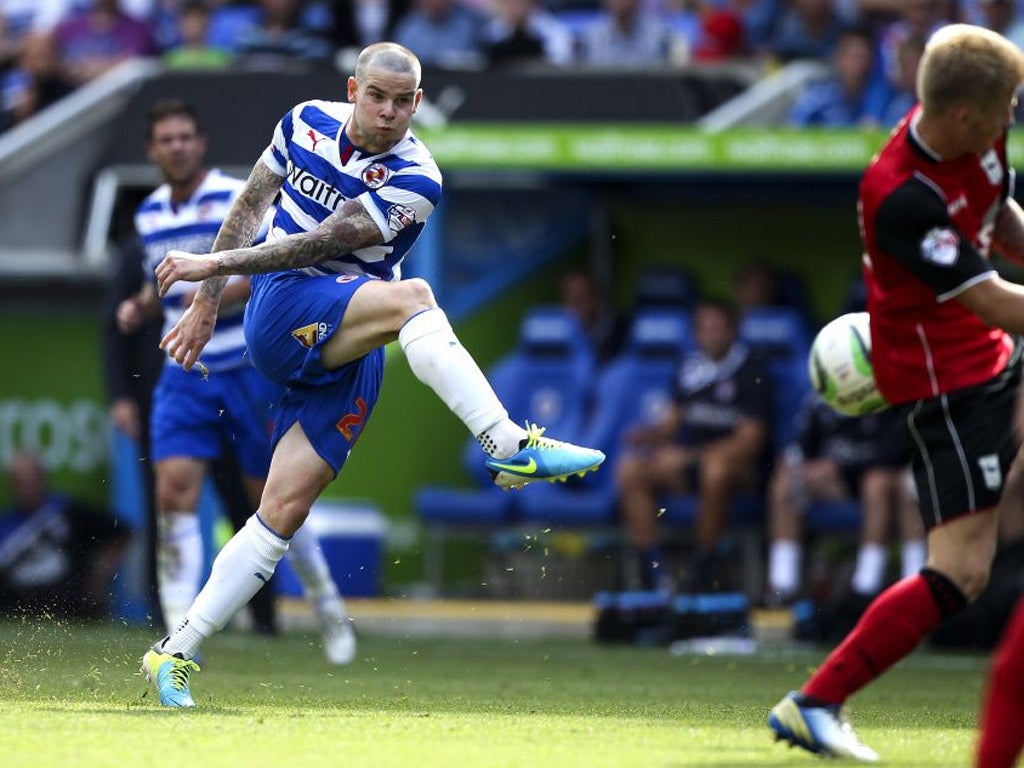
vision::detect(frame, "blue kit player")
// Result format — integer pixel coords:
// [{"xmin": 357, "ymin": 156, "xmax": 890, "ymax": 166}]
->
[
  {"xmin": 121, "ymin": 99, "xmax": 358, "ymax": 673},
  {"xmin": 141, "ymin": 43, "xmax": 605, "ymax": 706}
]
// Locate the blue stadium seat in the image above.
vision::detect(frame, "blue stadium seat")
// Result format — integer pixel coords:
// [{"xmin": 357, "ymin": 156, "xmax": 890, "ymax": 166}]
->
[
  {"xmin": 416, "ymin": 307, "xmax": 598, "ymax": 587},
  {"xmin": 517, "ymin": 308, "xmax": 692, "ymax": 527},
  {"xmin": 633, "ymin": 266, "xmax": 700, "ymax": 310},
  {"xmin": 740, "ymin": 306, "xmax": 813, "ymax": 451},
  {"xmin": 805, "ymin": 498, "xmax": 862, "ymax": 534}
]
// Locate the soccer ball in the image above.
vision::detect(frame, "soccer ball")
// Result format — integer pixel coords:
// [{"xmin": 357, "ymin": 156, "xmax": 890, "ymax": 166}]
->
[{"xmin": 808, "ymin": 312, "xmax": 890, "ymax": 417}]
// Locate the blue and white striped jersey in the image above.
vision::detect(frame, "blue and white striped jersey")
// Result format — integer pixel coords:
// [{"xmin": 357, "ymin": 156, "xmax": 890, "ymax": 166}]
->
[
  {"xmin": 260, "ymin": 99, "xmax": 442, "ymax": 281},
  {"xmin": 135, "ymin": 168, "xmax": 251, "ymax": 371}
]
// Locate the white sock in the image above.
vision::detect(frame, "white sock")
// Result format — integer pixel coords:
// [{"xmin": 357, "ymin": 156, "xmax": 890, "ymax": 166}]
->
[
  {"xmin": 398, "ymin": 308, "xmax": 525, "ymax": 457},
  {"xmin": 287, "ymin": 524, "xmax": 347, "ymax": 622},
  {"xmin": 157, "ymin": 512, "xmax": 203, "ymax": 634},
  {"xmin": 768, "ymin": 539, "xmax": 801, "ymax": 597},
  {"xmin": 901, "ymin": 539, "xmax": 927, "ymax": 579},
  {"xmin": 851, "ymin": 542, "xmax": 887, "ymax": 595},
  {"xmin": 161, "ymin": 514, "xmax": 289, "ymax": 659}
]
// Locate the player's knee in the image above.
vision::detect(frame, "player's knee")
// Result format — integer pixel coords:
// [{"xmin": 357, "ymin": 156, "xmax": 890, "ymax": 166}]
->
[
  {"xmin": 156, "ymin": 475, "xmax": 194, "ymax": 511},
  {"xmin": 615, "ymin": 454, "xmax": 645, "ymax": 489},
  {"xmin": 398, "ymin": 278, "xmax": 437, "ymax": 316}
]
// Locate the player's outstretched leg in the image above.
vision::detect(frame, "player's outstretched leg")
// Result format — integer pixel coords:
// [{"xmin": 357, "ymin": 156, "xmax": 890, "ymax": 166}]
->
[
  {"xmin": 141, "ymin": 647, "xmax": 200, "ymax": 708},
  {"xmin": 768, "ymin": 691, "xmax": 878, "ymax": 762},
  {"xmin": 485, "ymin": 422, "xmax": 605, "ymax": 490},
  {"xmin": 397, "ymin": 307, "xmax": 605, "ymax": 490}
]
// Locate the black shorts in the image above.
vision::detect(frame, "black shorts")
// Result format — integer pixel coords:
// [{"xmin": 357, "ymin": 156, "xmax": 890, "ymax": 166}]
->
[{"xmin": 899, "ymin": 343, "xmax": 1022, "ymax": 530}]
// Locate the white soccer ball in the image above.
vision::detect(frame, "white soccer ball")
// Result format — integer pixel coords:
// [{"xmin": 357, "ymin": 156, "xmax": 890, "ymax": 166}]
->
[{"xmin": 808, "ymin": 312, "xmax": 890, "ymax": 417}]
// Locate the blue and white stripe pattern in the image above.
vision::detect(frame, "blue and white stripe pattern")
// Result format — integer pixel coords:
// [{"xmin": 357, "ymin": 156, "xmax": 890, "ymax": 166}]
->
[
  {"xmin": 135, "ymin": 169, "xmax": 251, "ymax": 371},
  {"xmin": 260, "ymin": 99, "xmax": 442, "ymax": 281}
]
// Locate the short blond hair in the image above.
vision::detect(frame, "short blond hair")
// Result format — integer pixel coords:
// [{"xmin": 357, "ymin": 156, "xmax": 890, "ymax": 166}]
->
[
  {"xmin": 354, "ymin": 42, "xmax": 421, "ymax": 88},
  {"xmin": 918, "ymin": 24, "xmax": 1024, "ymax": 115}
]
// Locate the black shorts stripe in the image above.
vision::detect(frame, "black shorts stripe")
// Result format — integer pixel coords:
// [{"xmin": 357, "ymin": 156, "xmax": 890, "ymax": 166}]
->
[{"xmin": 900, "ymin": 341, "xmax": 1022, "ymax": 530}]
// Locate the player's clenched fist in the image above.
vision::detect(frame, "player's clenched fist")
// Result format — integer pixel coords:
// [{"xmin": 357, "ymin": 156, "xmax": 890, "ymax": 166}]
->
[{"xmin": 156, "ymin": 250, "xmax": 218, "ymax": 296}]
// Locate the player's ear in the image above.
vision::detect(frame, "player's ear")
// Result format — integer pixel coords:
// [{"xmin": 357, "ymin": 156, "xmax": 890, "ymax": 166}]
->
[
  {"xmin": 347, "ymin": 76, "xmax": 358, "ymax": 103},
  {"xmin": 413, "ymin": 89, "xmax": 423, "ymax": 113}
]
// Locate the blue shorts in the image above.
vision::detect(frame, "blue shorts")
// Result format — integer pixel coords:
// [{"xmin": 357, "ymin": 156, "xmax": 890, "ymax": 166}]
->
[
  {"xmin": 244, "ymin": 271, "xmax": 385, "ymax": 475},
  {"xmin": 150, "ymin": 362, "xmax": 281, "ymax": 477}
]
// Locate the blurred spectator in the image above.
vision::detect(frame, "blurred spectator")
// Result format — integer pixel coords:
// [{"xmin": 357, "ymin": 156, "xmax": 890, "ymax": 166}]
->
[
  {"xmin": 392, "ymin": 0, "xmax": 486, "ymax": 69},
  {"xmin": 770, "ymin": 0, "xmax": 850, "ymax": 63},
  {"xmin": 0, "ymin": 0, "xmax": 45, "ymax": 70},
  {"xmin": 207, "ymin": 0, "xmax": 262, "ymax": 52},
  {"xmin": 0, "ymin": 31, "xmax": 74, "ymax": 132},
  {"xmin": 53, "ymin": 0, "xmax": 155, "ymax": 86},
  {"xmin": 739, "ymin": 0, "xmax": 781, "ymax": 54},
  {"xmin": 657, "ymin": 0, "xmax": 702, "ymax": 58},
  {"xmin": 863, "ymin": 31, "xmax": 924, "ymax": 128},
  {"xmin": 559, "ymin": 267, "xmax": 630, "ymax": 364},
  {"xmin": 733, "ymin": 258, "xmax": 781, "ymax": 314},
  {"xmin": 481, "ymin": 0, "xmax": 574, "ymax": 68},
  {"xmin": 732, "ymin": 258, "xmax": 814, "ymax": 327},
  {"xmin": 163, "ymin": 0, "xmax": 234, "ymax": 70},
  {"xmin": 0, "ymin": 452, "xmax": 130, "ymax": 619},
  {"xmin": 615, "ymin": 298, "xmax": 772, "ymax": 592},
  {"xmin": 690, "ymin": 0, "xmax": 746, "ymax": 62},
  {"xmin": 788, "ymin": 25, "xmax": 875, "ymax": 127},
  {"xmin": 330, "ymin": 0, "xmax": 411, "ymax": 49},
  {"xmin": 874, "ymin": 0, "xmax": 949, "ymax": 89},
  {"xmin": 764, "ymin": 394, "xmax": 925, "ymax": 620},
  {"xmin": 579, "ymin": 0, "xmax": 676, "ymax": 67},
  {"xmin": 976, "ymin": 0, "xmax": 1024, "ymax": 50},
  {"xmin": 234, "ymin": 0, "xmax": 333, "ymax": 70}
]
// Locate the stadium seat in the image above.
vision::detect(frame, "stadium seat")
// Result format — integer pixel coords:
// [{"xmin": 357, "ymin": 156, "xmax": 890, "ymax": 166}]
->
[
  {"xmin": 740, "ymin": 305, "xmax": 813, "ymax": 450},
  {"xmin": 517, "ymin": 307, "xmax": 693, "ymax": 528},
  {"xmin": 632, "ymin": 266, "xmax": 700, "ymax": 310},
  {"xmin": 805, "ymin": 498, "xmax": 862, "ymax": 535},
  {"xmin": 415, "ymin": 306, "xmax": 597, "ymax": 590}
]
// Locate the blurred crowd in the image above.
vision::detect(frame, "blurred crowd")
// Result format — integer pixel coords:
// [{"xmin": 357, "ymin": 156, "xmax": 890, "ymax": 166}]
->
[{"xmin": 3, "ymin": 0, "xmax": 1024, "ymax": 133}]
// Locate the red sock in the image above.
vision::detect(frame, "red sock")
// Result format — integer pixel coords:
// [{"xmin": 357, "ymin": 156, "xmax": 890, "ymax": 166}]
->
[
  {"xmin": 976, "ymin": 597, "xmax": 1024, "ymax": 768},
  {"xmin": 803, "ymin": 571, "xmax": 963, "ymax": 704}
]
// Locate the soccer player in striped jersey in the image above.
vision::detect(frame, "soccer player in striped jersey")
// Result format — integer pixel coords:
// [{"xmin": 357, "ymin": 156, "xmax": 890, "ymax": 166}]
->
[
  {"xmin": 141, "ymin": 42, "xmax": 604, "ymax": 707},
  {"xmin": 123, "ymin": 99, "xmax": 358, "ymax": 677}
]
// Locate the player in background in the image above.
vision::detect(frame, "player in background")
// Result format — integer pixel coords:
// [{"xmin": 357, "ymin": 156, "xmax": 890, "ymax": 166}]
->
[
  {"xmin": 768, "ymin": 25, "xmax": 1024, "ymax": 761},
  {"xmin": 764, "ymin": 392, "xmax": 925, "ymax": 619},
  {"xmin": 120, "ymin": 99, "xmax": 357, "ymax": 666},
  {"xmin": 141, "ymin": 42, "xmax": 605, "ymax": 707}
]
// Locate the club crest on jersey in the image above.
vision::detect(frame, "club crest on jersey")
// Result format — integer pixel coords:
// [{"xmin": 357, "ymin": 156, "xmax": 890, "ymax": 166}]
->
[
  {"xmin": 291, "ymin": 321, "xmax": 330, "ymax": 349},
  {"xmin": 921, "ymin": 227, "xmax": 959, "ymax": 266},
  {"xmin": 362, "ymin": 163, "xmax": 390, "ymax": 189},
  {"xmin": 387, "ymin": 204, "xmax": 416, "ymax": 232}
]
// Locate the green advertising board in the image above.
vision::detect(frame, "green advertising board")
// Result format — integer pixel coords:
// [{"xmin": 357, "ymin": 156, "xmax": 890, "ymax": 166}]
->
[
  {"xmin": 417, "ymin": 125, "xmax": 1024, "ymax": 172},
  {"xmin": 0, "ymin": 314, "xmax": 108, "ymax": 506}
]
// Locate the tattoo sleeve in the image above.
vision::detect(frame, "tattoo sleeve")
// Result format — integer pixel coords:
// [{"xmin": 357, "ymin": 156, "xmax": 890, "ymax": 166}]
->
[
  {"xmin": 212, "ymin": 197, "xmax": 384, "ymax": 277},
  {"xmin": 992, "ymin": 198, "xmax": 1024, "ymax": 266},
  {"xmin": 196, "ymin": 161, "xmax": 284, "ymax": 303}
]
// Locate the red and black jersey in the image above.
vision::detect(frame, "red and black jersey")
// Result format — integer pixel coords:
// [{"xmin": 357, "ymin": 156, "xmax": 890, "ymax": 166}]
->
[{"xmin": 859, "ymin": 105, "xmax": 1013, "ymax": 404}]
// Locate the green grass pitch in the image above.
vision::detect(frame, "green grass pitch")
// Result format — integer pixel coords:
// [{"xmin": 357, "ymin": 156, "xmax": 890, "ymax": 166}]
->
[{"xmin": 0, "ymin": 617, "xmax": 989, "ymax": 767}]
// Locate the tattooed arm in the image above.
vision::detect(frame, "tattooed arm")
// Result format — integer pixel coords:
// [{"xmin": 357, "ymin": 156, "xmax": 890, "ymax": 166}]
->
[
  {"xmin": 160, "ymin": 161, "xmax": 285, "ymax": 302},
  {"xmin": 158, "ymin": 160, "xmax": 282, "ymax": 369},
  {"xmin": 156, "ymin": 169, "xmax": 383, "ymax": 296}
]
